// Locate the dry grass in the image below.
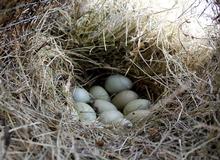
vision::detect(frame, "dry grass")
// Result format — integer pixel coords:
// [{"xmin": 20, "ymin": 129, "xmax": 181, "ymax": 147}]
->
[{"xmin": 1, "ymin": 0, "xmax": 220, "ymax": 159}]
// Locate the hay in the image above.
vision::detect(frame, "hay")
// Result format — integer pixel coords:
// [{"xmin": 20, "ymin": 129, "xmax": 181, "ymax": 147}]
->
[{"xmin": 1, "ymin": 0, "xmax": 220, "ymax": 159}]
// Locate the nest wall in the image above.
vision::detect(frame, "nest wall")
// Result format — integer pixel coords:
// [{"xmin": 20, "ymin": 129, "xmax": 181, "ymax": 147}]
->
[{"xmin": 0, "ymin": 0, "xmax": 220, "ymax": 159}]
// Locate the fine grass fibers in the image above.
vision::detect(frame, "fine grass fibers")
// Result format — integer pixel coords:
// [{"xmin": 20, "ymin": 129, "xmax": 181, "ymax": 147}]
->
[{"xmin": 0, "ymin": 0, "xmax": 220, "ymax": 159}]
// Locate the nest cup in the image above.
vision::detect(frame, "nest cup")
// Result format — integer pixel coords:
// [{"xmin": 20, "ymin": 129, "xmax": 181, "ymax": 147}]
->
[{"xmin": 36, "ymin": 0, "xmax": 214, "ymax": 124}]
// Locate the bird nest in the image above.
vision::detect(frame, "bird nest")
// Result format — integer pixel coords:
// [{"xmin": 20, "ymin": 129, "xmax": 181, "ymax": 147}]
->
[{"xmin": 0, "ymin": 0, "xmax": 220, "ymax": 159}]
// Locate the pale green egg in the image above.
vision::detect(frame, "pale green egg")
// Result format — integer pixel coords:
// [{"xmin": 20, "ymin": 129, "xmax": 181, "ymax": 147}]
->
[
  {"xmin": 89, "ymin": 86, "xmax": 110, "ymax": 101},
  {"xmin": 72, "ymin": 87, "xmax": 91, "ymax": 103},
  {"xmin": 99, "ymin": 110, "xmax": 123, "ymax": 124},
  {"xmin": 123, "ymin": 99, "xmax": 151, "ymax": 115},
  {"xmin": 112, "ymin": 90, "xmax": 138, "ymax": 110},
  {"xmin": 75, "ymin": 102, "xmax": 96, "ymax": 123},
  {"xmin": 93, "ymin": 99, "xmax": 117, "ymax": 113},
  {"xmin": 104, "ymin": 74, "xmax": 132, "ymax": 94},
  {"xmin": 125, "ymin": 110, "xmax": 150, "ymax": 123}
]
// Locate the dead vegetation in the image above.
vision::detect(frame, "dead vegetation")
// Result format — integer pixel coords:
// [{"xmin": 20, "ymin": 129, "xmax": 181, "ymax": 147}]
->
[{"xmin": 0, "ymin": 0, "xmax": 220, "ymax": 159}]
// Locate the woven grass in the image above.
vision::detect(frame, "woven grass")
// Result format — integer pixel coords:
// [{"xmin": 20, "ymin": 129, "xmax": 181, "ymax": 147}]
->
[{"xmin": 0, "ymin": 0, "xmax": 220, "ymax": 159}]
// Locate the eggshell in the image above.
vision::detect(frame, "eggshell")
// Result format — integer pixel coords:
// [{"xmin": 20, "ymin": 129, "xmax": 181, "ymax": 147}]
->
[
  {"xmin": 99, "ymin": 110, "xmax": 123, "ymax": 124},
  {"xmin": 117, "ymin": 118, "xmax": 133, "ymax": 128},
  {"xmin": 75, "ymin": 102, "xmax": 96, "ymax": 123},
  {"xmin": 93, "ymin": 99, "xmax": 117, "ymax": 113},
  {"xmin": 104, "ymin": 74, "xmax": 132, "ymax": 93},
  {"xmin": 123, "ymin": 99, "xmax": 151, "ymax": 115},
  {"xmin": 125, "ymin": 110, "xmax": 151, "ymax": 123},
  {"xmin": 89, "ymin": 86, "xmax": 110, "ymax": 101},
  {"xmin": 72, "ymin": 87, "xmax": 91, "ymax": 103},
  {"xmin": 112, "ymin": 90, "xmax": 138, "ymax": 110}
]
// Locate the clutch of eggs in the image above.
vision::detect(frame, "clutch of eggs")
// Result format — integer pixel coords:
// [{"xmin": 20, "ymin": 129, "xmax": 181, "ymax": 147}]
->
[{"xmin": 71, "ymin": 74, "xmax": 152, "ymax": 126}]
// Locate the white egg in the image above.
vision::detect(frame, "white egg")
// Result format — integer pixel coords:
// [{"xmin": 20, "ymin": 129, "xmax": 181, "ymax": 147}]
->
[
  {"xmin": 104, "ymin": 74, "xmax": 133, "ymax": 93},
  {"xmin": 99, "ymin": 110, "xmax": 123, "ymax": 124},
  {"xmin": 123, "ymin": 99, "xmax": 151, "ymax": 115},
  {"xmin": 125, "ymin": 110, "xmax": 151, "ymax": 123},
  {"xmin": 75, "ymin": 102, "xmax": 96, "ymax": 123},
  {"xmin": 72, "ymin": 87, "xmax": 91, "ymax": 103},
  {"xmin": 89, "ymin": 86, "xmax": 110, "ymax": 101},
  {"xmin": 93, "ymin": 99, "xmax": 117, "ymax": 113},
  {"xmin": 112, "ymin": 90, "xmax": 138, "ymax": 110}
]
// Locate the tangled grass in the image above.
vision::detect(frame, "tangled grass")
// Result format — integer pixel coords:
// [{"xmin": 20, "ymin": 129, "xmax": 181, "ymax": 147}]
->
[{"xmin": 0, "ymin": 0, "xmax": 220, "ymax": 159}]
